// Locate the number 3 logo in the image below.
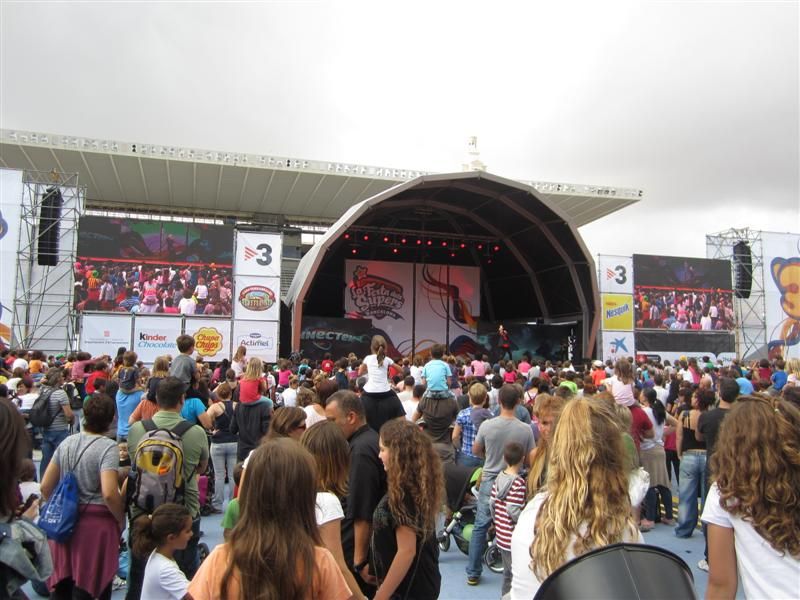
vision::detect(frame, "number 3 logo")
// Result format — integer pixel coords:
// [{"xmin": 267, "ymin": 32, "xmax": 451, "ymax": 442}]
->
[
  {"xmin": 614, "ymin": 265, "xmax": 627, "ymax": 285},
  {"xmin": 256, "ymin": 243, "xmax": 272, "ymax": 266}
]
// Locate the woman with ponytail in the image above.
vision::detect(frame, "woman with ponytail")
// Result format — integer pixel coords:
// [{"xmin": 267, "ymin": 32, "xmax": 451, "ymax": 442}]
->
[
  {"xmin": 639, "ymin": 389, "xmax": 678, "ymax": 529},
  {"xmin": 357, "ymin": 336, "xmax": 405, "ymax": 433},
  {"xmin": 135, "ymin": 503, "xmax": 194, "ymax": 600}
]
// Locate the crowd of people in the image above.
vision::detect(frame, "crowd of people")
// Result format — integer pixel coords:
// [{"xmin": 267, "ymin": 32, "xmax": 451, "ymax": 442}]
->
[
  {"xmin": 1, "ymin": 339, "xmax": 799, "ymax": 599},
  {"xmin": 634, "ymin": 287, "xmax": 735, "ymax": 331},
  {"xmin": 72, "ymin": 261, "xmax": 234, "ymax": 315}
]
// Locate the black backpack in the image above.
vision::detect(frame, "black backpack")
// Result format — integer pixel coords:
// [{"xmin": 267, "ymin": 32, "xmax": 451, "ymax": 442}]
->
[{"xmin": 28, "ymin": 387, "xmax": 58, "ymax": 427}]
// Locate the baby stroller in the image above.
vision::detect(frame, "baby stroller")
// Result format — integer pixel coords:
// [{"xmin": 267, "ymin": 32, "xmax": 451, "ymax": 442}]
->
[{"xmin": 437, "ymin": 463, "xmax": 504, "ymax": 574}]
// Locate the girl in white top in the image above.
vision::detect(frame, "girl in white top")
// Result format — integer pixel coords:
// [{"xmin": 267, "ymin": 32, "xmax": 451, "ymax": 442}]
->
[
  {"xmin": 358, "ymin": 335, "xmax": 394, "ymax": 394},
  {"xmin": 231, "ymin": 345, "xmax": 247, "ymax": 378},
  {"xmin": 301, "ymin": 421, "xmax": 367, "ymax": 600},
  {"xmin": 510, "ymin": 398, "xmax": 643, "ymax": 600},
  {"xmin": 702, "ymin": 396, "xmax": 800, "ymax": 600},
  {"xmin": 134, "ymin": 503, "xmax": 193, "ymax": 600}
]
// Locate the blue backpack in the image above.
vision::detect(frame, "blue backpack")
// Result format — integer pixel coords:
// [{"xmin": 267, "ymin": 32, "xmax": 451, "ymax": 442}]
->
[{"xmin": 39, "ymin": 437, "xmax": 100, "ymax": 543}]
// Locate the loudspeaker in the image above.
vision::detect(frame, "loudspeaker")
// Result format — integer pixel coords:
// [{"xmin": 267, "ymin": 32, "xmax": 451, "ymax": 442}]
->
[
  {"xmin": 732, "ymin": 241, "xmax": 752, "ymax": 299},
  {"xmin": 37, "ymin": 186, "xmax": 63, "ymax": 266}
]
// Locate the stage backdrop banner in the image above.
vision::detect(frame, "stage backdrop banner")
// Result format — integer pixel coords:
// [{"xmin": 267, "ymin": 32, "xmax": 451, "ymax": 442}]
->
[
  {"xmin": 81, "ymin": 313, "xmax": 133, "ymax": 358},
  {"xmin": 184, "ymin": 318, "xmax": 232, "ymax": 362},
  {"xmin": 762, "ymin": 232, "xmax": 800, "ymax": 359},
  {"xmin": 344, "ymin": 259, "xmax": 414, "ymax": 354},
  {"xmin": 598, "ymin": 255, "xmax": 634, "ymax": 295},
  {"xmin": 415, "ymin": 264, "xmax": 481, "ymax": 353},
  {"xmin": 299, "ymin": 316, "xmax": 373, "ymax": 360},
  {"xmin": 234, "ymin": 232, "xmax": 283, "ymax": 278},
  {"xmin": 133, "ymin": 316, "xmax": 181, "ymax": 363},
  {"xmin": 599, "ymin": 330, "xmax": 636, "ymax": 362},
  {"xmin": 601, "ymin": 294, "xmax": 635, "ymax": 331},
  {"xmin": 232, "ymin": 320, "xmax": 278, "ymax": 363},
  {"xmin": 233, "ymin": 275, "xmax": 281, "ymax": 321},
  {"xmin": 0, "ymin": 169, "xmax": 23, "ymax": 347}
]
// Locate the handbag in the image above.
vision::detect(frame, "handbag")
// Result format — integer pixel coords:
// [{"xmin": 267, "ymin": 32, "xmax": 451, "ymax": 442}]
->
[{"xmin": 39, "ymin": 436, "xmax": 101, "ymax": 543}]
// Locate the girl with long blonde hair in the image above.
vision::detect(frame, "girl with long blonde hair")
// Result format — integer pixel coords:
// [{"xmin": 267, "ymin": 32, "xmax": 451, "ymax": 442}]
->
[
  {"xmin": 372, "ymin": 418, "xmax": 444, "ymax": 600},
  {"xmin": 231, "ymin": 345, "xmax": 247, "ymax": 378},
  {"xmin": 238, "ymin": 357, "xmax": 267, "ymax": 404},
  {"xmin": 188, "ymin": 438, "xmax": 353, "ymax": 600},
  {"xmin": 526, "ymin": 394, "xmax": 565, "ymax": 497},
  {"xmin": 510, "ymin": 398, "xmax": 642, "ymax": 599},
  {"xmin": 703, "ymin": 396, "xmax": 800, "ymax": 600}
]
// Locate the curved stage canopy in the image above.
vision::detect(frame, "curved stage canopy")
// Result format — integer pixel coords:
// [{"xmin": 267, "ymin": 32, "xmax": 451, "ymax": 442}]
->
[{"xmin": 286, "ymin": 171, "xmax": 600, "ymax": 358}]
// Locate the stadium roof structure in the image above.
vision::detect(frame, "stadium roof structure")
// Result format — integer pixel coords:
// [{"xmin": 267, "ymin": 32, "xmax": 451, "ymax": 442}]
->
[
  {"xmin": 0, "ymin": 129, "xmax": 642, "ymax": 227},
  {"xmin": 286, "ymin": 171, "xmax": 602, "ymax": 357}
]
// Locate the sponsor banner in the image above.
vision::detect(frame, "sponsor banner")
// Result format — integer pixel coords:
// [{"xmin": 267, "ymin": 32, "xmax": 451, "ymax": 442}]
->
[
  {"xmin": 299, "ymin": 316, "xmax": 373, "ymax": 360},
  {"xmin": 634, "ymin": 330, "xmax": 735, "ymax": 355},
  {"xmin": 184, "ymin": 318, "xmax": 232, "ymax": 362},
  {"xmin": 599, "ymin": 330, "xmax": 636, "ymax": 362},
  {"xmin": 0, "ymin": 169, "xmax": 23, "ymax": 347},
  {"xmin": 235, "ymin": 231, "xmax": 282, "ymax": 278},
  {"xmin": 132, "ymin": 316, "xmax": 181, "ymax": 363},
  {"xmin": 598, "ymin": 255, "xmax": 633, "ymax": 294},
  {"xmin": 344, "ymin": 260, "xmax": 413, "ymax": 351},
  {"xmin": 762, "ymin": 232, "xmax": 800, "ymax": 359},
  {"xmin": 601, "ymin": 294, "xmax": 634, "ymax": 331},
  {"xmin": 635, "ymin": 351, "xmax": 737, "ymax": 365},
  {"xmin": 232, "ymin": 320, "xmax": 278, "ymax": 363},
  {"xmin": 81, "ymin": 314, "xmax": 133, "ymax": 359},
  {"xmin": 233, "ymin": 276, "xmax": 280, "ymax": 321}
]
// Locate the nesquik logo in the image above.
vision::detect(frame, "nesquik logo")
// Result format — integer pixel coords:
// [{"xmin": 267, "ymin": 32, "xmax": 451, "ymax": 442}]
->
[{"xmin": 349, "ymin": 265, "xmax": 405, "ymax": 320}]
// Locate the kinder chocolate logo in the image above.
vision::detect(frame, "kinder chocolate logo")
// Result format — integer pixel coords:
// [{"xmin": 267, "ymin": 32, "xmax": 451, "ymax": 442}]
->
[
  {"xmin": 349, "ymin": 265, "xmax": 405, "ymax": 320},
  {"xmin": 238, "ymin": 285, "xmax": 276, "ymax": 312},
  {"xmin": 194, "ymin": 327, "xmax": 223, "ymax": 357}
]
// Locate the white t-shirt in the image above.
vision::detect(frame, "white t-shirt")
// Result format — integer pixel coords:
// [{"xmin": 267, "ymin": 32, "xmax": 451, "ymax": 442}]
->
[
  {"xmin": 315, "ymin": 491, "xmax": 344, "ymax": 527},
  {"xmin": 362, "ymin": 354, "xmax": 393, "ymax": 394},
  {"xmin": 142, "ymin": 551, "xmax": 189, "ymax": 600},
  {"xmin": 510, "ymin": 492, "xmax": 644, "ymax": 600},
  {"xmin": 401, "ymin": 398, "xmax": 419, "ymax": 422},
  {"xmin": 409, "ymin": 365, "xmax": 424, "ymax": 386},
  {"xmin": 12, "ymin": 358, "xmax": 28, "ymax": 372},
  {"xmin": 281, "ymin": 387, "xmax": 298, "ymax": 408},
  {"xmin": 304, "ymin": 405, "xmax": 328, "ymax": 429},
  {"xmin": 640, "ymin": 407, "xmax": 665, "ymax": 451},
  {"xmin": 702, "ymin": 483, "xmax": 800, "ymax": 600}
]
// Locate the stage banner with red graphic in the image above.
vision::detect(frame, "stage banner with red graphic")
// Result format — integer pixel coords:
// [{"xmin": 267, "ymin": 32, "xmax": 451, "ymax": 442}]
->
[
  {"xmin": 344, "ymin": 260, "xmax": 413, "ymax": 354},
  {"xmin": 233, "ymin": 275, "xmax": 281, "ymax": 321},
  {"xmin": 184, "ymin": 318, "xmax": 232, "ymax": 362},
  {"xmin": 598, "ymin": 255, "xmax": 634, "ymax": 294},
  {"xmin": 234, "ymin": 232, "xmax": 282, "ymax": 277},
  {"xmin": 415, "ymin": 264, "xmax": 480, "ymax": 353}
]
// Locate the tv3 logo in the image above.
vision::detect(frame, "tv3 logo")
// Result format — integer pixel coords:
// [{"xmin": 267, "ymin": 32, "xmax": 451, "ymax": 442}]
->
[
  {"xmin": 244, "ymin": 243, "xmax": 273, "ymax": 266},
  {"xmin": 606, "ymin": 265, "xmax": 627, "ymax": 285}
]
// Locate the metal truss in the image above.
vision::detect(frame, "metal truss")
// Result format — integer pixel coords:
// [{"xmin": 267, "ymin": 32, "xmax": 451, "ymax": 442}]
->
[
  {"xmin": 706, "ymin": 228, "xmax": 767, "ymax": 360},
  {"xmin": 12, "ymin": 170, "xmax": 85, "ymax": 352}
]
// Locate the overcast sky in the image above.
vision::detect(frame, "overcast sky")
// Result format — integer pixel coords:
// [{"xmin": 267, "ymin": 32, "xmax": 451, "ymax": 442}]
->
[{"xmin": 1, "ymin": 1, "xmax": 798, "ymax": 258}]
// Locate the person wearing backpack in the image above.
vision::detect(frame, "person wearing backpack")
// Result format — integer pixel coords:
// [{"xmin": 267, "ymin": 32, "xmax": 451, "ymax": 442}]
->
[
  {"xmin": 125, "ymin": 376, "xmax": 209, "ymax": 600},
  {"xmin": 32, "ymin": 368, "xmax": 74, "ymax": 479},
  {"xmin": 40, "ymin": 393, "xmax": 123, "ymax": 599}
]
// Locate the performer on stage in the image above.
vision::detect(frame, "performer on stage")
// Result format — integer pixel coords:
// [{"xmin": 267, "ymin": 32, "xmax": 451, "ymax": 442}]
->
[{"xmin": 498, "ymin": 324, "xmax": 512, "ymax": 361}]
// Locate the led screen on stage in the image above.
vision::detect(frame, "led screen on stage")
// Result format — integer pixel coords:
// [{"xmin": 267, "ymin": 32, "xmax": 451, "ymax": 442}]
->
[
  {"xmin": 632, "ymin": 254, "xmax": 734, "ymax": 332},
  {"xmin": 75, "ymin": 215, "xmax": 234, "ymax": 316}
]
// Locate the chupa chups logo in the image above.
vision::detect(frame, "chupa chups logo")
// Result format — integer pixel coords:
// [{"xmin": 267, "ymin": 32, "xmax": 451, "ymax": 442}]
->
[
  {"xmin": 238, "ymin": 285, "xmax": 276, "ymax": 311},
  {"xmin": 349, "ymin": 265, "xmax": 405, "ymax": 320},
  {"xmin": 194, "ymin": 327, "xmax": 223, "ymax": 357}
]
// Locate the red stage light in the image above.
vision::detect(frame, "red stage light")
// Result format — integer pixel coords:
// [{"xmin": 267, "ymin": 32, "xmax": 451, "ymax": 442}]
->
[
  {"xmin": 477, "ymin": 243, "xmax": 483, "ymax": 250},
  {"xmin": 344, "ymin": 233, "xmax": 350, "ymax": 240},
  {"xmin": 401, "ymin": 238, "xmax": 407, "ymax": 244},
  {"xmin": 450, "ymin": 252, "xmax": 456, "ymax": 257},
  {"xmin": 441, "ymin": 241, "xmax": 447, "ymax": 247},
  {"xmin": 416, "ymin": 239, "xmax": 422, "ymax": 245},
  {"xmin": 426, "ymin": 240, "xmax": 433, "ymax": 246},
  {"xmin": 383, "ymin": 236, "xmax": 389, "ymax": 243},
  {"xmin": 392, "ymin": 247, "xmax": 399, "ymax": 254},
  {"xmin": 351, "ymin": 248, "xmax": 357, "ymax": 254},
  {"xmin": 363, "ymin": 234, "xmax": 369, "ymax": 241},
  {"xmin": 493, "ymin": 245, "xmax": 500, "ymax": 252},
  {"xmin": 487, "ymin": 258, "xmax": 493, "ymax": 264},
  {"xmin": 460, "ymin": 243, "xmax": 466, "ymax": 249}
]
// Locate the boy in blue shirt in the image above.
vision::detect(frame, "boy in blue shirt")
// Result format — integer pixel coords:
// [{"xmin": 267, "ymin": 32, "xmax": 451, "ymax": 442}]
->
[{"xmin": 422, "ymin": 344, "xmax": 453, "ymax": 400}]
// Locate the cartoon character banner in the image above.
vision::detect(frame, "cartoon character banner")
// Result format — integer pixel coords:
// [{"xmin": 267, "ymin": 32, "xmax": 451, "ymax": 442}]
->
[
  {"xmin": 184, "ymin": 318, "xmax": 232, "ymax": 362},
  {"xmin": 232, "ymin": 320, "xmax": 278, "ymax": 363},
  {"xmin": 598, "ymin": 255, "xmax": 634, "ymax": 295},
  {"xmin": 762, "ymin": 232, "xmax": 800, "ymax": 359},
  {"xmin": 233, "ymin": 276, "xmax": 281, "ymax": 321},
  {"xmin": 344, "ymin": 260, "xmax": 414, "ymax": 351},
  {"xmin": 0, "ymin": 169, "xmax": 23, "ymax": 348}
]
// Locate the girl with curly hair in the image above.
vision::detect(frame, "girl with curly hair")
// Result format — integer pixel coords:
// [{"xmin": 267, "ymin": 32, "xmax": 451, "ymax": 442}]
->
[
  {"xmin": 702, "ymin": 396, "xmax": 800, "ymax": 600},
  {"xmin": 510, "ymin": 398, "xmax": 643, "ymax": 599},
  {"xmin": 373, "ymin": 418, "xmax": 444, "ymax": 600}
]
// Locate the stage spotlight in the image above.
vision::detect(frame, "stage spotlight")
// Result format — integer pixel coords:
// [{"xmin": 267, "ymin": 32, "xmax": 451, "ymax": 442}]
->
[
  {"xmin": 383, "ymin": 236, "xmax": 389, "ymax": 243},
  {"xmin": 487, "ymin": 258, "xmax": 493, "ymax": 264},
  {"xmin": 392, "ymin": 248, "xmax": 399, "ymax": 254},
  {"xmin": 450, "ymin": 252, "xmax": 456, "ymax": 257},
  {"xmin": 493, "ymin": 244, "xmax": 500, "ymax": 252},
  {"xmin": 351, "ymin": 248, "xmax": 357, "ymax": 254},
  {"xmin": 460, "ymin": 243, "xmax": 466, "ymax": 249},
  {"xmin": 441, "ymin": 241, "xmax": 447, "ymax": 247},
  {"xmin": 426, "ymin": 240, "xmax": 433, "ymax": 246},
  {"xmin": 401, "ymin": 238, "xmax": 407, "ymax": 244},
  {"xmin": 416, "ymin": 239, "xmax": 422, "ymax": 245},
  {"xmin": 344, "ymin": 233, "xmax": 350, "ymax": 240},
  {"xmin": 363, "ymin": 234, "xmax": 369, "ymax": 241},
  {"xmin": 477, "ymin": 243, "xmax": 483, "ymax": 250}
]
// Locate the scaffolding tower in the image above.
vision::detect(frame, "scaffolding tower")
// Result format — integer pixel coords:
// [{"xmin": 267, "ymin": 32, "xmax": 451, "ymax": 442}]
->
[
  {"xmin": 12, "ymin": 170, "xmax": 85, "ymax": 353},
  {"xmin": 706, "ymin": 228, "xmax": 767, "ymax": 360}
]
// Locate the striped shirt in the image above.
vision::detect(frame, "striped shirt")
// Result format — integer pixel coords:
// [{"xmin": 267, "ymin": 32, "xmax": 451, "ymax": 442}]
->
[{"xmin": 491, "ymin": 475, "xmax": 527, "ymax": 551}]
